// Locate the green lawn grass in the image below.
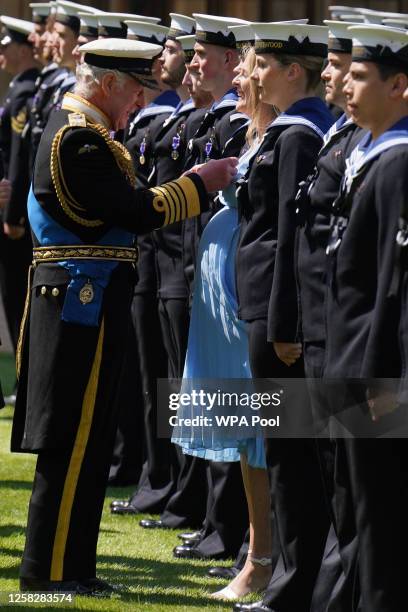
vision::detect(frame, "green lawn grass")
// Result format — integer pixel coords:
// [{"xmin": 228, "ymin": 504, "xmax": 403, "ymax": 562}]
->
[{"xmin": 0, "ymin": 354, "xmax": 240, "ymax": 611}]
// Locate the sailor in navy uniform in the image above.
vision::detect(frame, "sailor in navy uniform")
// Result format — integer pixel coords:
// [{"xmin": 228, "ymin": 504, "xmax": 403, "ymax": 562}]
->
[
  {"xmin": 182, "ymin": 13, "xmax": 249, "ymax": 301},
  {"xmin": 27, "ymin": 3, "xmax": 68, "ymax": 170},
  {"xmin": 71, "ymin": 12, "xmax": 100, "ymax": 65},
  {"xmin": 322, "ymin": 25, "xmax": 408, "ymax": 612},
  {"xmin": 0, "ymin": 16, "xmax": 39, "ymax": 404},
  {"xmin": 293, "ymin": 21, "xmax": 366, "ymax": 612},
  {"xmin": 110, "ymin": 19, "xmax": 178, "ymax": 504},
  {"xmin": 233, "ymin": 22, "xmax": 334, "ymax": 612},
  {"xmin": 172, "ymin": 14, "xmax": 250, "ymax": 564},
  {"xmin": 41, "ymin": 2, "xmax": 96, "ymax": 119},
  {"xmin": 12, "ymin": 37, "xmax": 236, "ymax": 595}
]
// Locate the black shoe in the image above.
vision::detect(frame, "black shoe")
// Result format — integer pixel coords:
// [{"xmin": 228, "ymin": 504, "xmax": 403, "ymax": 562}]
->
[
  {"xmin": 173, "ymin": 544, "xmax": 223, "ymax": 560},
  {"xmin": 178, "ymin": 530, "xmax": 202, "ymax": 542},
  {"xmin": 110, "ymin": 501, "xmax": 140, "ymax": 515},
  {"xmin": 4, "ymin": 394, "xmax": 16, "ymax": 407},
  {"xmin": 207, "ymin": 566, "xmax": 240, "ymax": 580},
  {"xmin": 110, "ymin": 498, "xmax": 127, "ymax": 509},
  {"xmin": 81, "ymin": 578, "xmax": 116, "ymax": 595},
  {"xmin": 139, "ymin": 518, "xmax": 170, "ymax": 529},
  {"xmin": 233, "ymin": 602, "xmax": 275, "ymax": 612},
  {"xmin": 182, "ymin": 539, "xmax": 200, "ymax": 548},
  {"xmin": 20, "ymin": 577, "xmax": 92, "ymax": 595}
]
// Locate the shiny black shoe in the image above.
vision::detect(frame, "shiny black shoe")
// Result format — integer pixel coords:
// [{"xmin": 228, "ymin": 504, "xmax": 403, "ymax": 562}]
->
[
  {"xmin": 139, "ymin": 518, "xmax": 170, "ymax": 529},
  {"xmin": 110, "ymin": 501, "xmax": 140, "ymax": 515},
  {"xmin": 173, "ymin": 544, "xmax": 223, "ymax": 560},
  {"xmin": 178, "ymin": 530, "xmax": 202, "ymax": 542},
  {"xmin": 233, "ymin": 601, "xmax": 275, "ymax": 612},
  {"xmin": 20, "ymin": 577, "xmax": 92, "ymax": 595},
  {"xmin": 207, "ymin": 566, "xmax": 240, "ymax": 580}
]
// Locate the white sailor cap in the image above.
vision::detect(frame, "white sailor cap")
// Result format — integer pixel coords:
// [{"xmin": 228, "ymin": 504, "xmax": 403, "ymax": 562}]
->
[
  {"xmin": 77, "ymin": 12, "xmax": 102, "ymax": 39},
  {"xmin": 324, "ymin": 20, "xmax": 355, "ymax": 53},
  {"xmin": 193, "ymin": 14, "xmax": 249, "ymax": 48},
  {"xmin": 349, "ymin": 24, "xmax": 408, "ymax": 68},
  {"xmin": 78, "ymin": 37, "xmax": 162, "ymax": 89},
  {"xmin": 339, "ymin": 14, "xmax": 365, "ymax": 23},
  {"xmin": 383, "ymin": 18, "xmax": 408, "ymax": 30},
  {"xmin": 54, "ymin": 1, "xmax": 95, "ymax": 34},
  {"xmin": 125, "ymin": 21, "xmax": 168, "ymax": 46},
  {"xmin": 176, "ymin": 34, "xmax": 196, "ymax": 62},
  {"xmin": 97, "ymin": 13, "xmax": 160, "ymax": 39},
  {"xmin": 229, "ymin": 20, "xmax": 309, "ymax": 52},
  {"xmin": 329, "ymin": 6, "xmax": 364, "ymax": 19},
  {"xmin": 251, "ymin": 22, "xmax": 328, "ymax": 57},
  {"xmin": 0, "ymin": 15, "xmax": 34, "ymax": 46},
  {"xmin": 358, "ymin": 9, "xmax": 408, "ymax": 25},
  {"xmin": 29, "ymin": 3, "xmax": 51, "ymax": 25},
  {"xmin": 167, "ymin": 14, "xmax": 195, "ymax": 40}
]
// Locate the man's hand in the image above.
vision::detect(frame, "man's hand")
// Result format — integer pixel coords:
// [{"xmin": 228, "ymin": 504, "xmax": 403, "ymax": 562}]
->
[
  {"xmin": 190, "ymin": 157, "xmax": 238, "ymax": 193},
  {"xmin": 273, "ymin": 342, "xmax": 302, "ymax": 367},
  {"xmin": 367, "ymin": 390, "xmax": 399, "ymax": 422},
  {"xmin": 0, "ymin": 179, "xmax": 11, "ymax": 210},
  {"xmin": 4, "ymin": 222, "xmax": 25, "ymax": 240}
]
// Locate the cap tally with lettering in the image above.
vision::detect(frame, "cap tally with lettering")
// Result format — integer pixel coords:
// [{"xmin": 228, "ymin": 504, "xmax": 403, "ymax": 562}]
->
[{"xmin": 251, "ymin": 22, "xmax": 328, "ymax": 57}]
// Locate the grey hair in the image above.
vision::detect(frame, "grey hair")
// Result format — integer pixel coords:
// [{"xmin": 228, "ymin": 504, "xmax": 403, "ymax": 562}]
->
[{"xmin": 73, "ymin": 62, "xmax": 130, "ymax": 97}]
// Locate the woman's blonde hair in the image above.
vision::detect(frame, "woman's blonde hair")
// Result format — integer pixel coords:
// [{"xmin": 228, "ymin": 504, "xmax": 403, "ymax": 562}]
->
[{"xmin": 240, "ymin": 46, "xmax": 277, "ymax": 146}]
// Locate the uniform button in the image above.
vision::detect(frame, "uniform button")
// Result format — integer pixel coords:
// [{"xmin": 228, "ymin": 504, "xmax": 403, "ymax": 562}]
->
[
  {"xmin": 41, "ymin": 286, "xmax": 47, "ymax": 295},
  {"xmin": 52, "ymin": 287, "xmax": 60, "ymax": 297}
]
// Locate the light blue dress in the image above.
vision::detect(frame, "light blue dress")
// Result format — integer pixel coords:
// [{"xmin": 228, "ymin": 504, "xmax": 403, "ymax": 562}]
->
[{"xmin": 172, "ymin": 139, "xmax": 266, "ymax": 468}]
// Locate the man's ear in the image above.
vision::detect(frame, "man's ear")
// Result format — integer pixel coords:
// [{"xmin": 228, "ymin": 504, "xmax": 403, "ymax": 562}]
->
[
  {"xmin": 390, "ymin": 72, "xmax": 408, "ymax": 99},
  {"xmin": 100, "ymin": 72, "xmax": 115, "ymax": 96}
]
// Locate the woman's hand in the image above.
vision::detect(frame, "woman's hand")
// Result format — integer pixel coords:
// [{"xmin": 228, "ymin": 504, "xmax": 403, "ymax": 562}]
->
[{"xmin": 273, "ymin": 342, "xmax": 302, "ymax": 366}]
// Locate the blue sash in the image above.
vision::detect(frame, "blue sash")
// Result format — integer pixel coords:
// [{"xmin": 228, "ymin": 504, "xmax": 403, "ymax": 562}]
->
[{"xmin": 28, "ymin": 185, "xmax": 134, "ymax": 327}]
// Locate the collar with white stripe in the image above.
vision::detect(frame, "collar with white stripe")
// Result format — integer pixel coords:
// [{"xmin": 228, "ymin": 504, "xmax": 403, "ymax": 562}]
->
[{"xmin": 344, "ymin": 117, "xmax": 408, "ymax": 193}]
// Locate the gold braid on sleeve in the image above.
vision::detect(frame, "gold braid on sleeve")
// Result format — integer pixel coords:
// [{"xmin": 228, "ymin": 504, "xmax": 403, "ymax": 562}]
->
[{"xmin": 50, "ymin": 121, "xmax": 136, "ymax": 227}]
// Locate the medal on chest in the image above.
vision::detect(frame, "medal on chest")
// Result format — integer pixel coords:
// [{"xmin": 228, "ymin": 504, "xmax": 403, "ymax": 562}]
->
[
  {"xmin": 171, "ymin": 123, "xmax": 185, "ymax": 161},
  {"xmin": 204, "ymin": 127, "xmax": 216, "ymax": 162},
  {"xmin": 139, "ymin": 131, "xmax": 148, "ymax": 165}
]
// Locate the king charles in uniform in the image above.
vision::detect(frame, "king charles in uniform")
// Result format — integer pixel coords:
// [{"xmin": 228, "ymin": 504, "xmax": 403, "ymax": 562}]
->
[{"xmin": 11, "ymin": 36, "xmax": 237, "ymax": 595}]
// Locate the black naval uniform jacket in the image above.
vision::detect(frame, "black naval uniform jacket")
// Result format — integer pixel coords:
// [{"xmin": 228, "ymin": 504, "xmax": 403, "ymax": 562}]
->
[
  {"xmin": 183, "ymin": 93, "xmax": 247, "ymax": 299},
  {"xmin": 11, "ymin": 101, "xmax": 208, "ymax": 453},
  {"xmin": 236, "ymin": 99, "xmax": 333, "ymax": 341},
  {"xmin": 125, "ymin": 92, "xmax": 179, "ymax": 296},
  {"xmin": 150, "ymin": 100, "xmax": 210, "ymax": 300},
  {"xmin": 0, "ymin": 67, "xmax": 39, "ymax": 225},
  {"xmin": 297, "ymin": 116, "xmax": 365, "ymax": 344},
  {"xmin": 324, "ymin": 124, "xmax": 408, "ymax": 381}
]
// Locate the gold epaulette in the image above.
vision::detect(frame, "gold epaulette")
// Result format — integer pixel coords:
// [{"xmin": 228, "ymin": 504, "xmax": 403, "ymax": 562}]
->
[{"xmin": 50, "ymin": 113, "xmax": 136, "ymax": 227}]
